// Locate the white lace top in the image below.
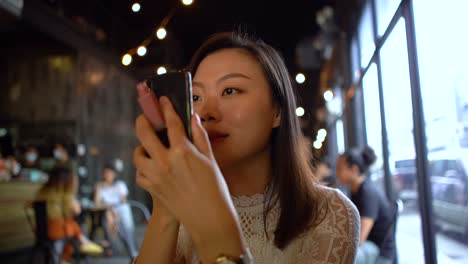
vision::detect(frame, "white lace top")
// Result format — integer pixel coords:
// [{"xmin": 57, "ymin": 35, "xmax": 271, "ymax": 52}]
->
[{"xmin": 175, "ymin": 186, "xmax": 359, "ymax": 263}]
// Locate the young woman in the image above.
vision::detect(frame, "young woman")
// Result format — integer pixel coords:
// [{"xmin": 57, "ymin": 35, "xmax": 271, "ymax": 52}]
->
[
  {"xmin": 36, "ymin": 166, "xmax": 103, "ymax": 263},
  {"xmin": 133, "ymin": 32, "xmax": 359, "ymax": 263},
  {"xmin": 94, "ymin": 164, "xmax": 138, "ymax": 258},
  {"xmin": 336, "ymin": 146, "xmax": 396, "ymax": 264}
]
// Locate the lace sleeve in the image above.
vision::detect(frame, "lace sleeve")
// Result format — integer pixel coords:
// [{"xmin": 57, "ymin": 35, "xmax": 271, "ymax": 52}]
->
[
  {"xmin": 175, "ymin": 225, "xmax": 200, "ymax": 264},
  {"xmin": 294, "ymin": 188, "xmax": 360, "ymax": 264},
  {"xmin": 174, "ymin": 226, "xmax": 187, "ymax": 263}
]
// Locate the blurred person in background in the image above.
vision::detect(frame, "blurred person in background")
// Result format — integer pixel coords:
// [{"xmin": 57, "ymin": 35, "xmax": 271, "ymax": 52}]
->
[
  {"xmin": 315, "ymin": 157, "xmax": 337, "ymax": 188},
  {"xmin": 336, "ymin": 145, "xmax": 396, "ymax": 264},
  {"xmin": 22, "ymin": 146, "xmax": 40, "ymax": 169},
  {"xmin": 0, "ymin": 152, "xmax": 10, "ymax": 181},
  {"xmin": 94, "ymin": 163, "xmax": 137, "ymax": 258},
  {"xmin": 5, "ymin": 155, "xmax": 21, "ymax": 178},
  {"xmin": 53, "ymin": 144, "xmax": 70, "ymax": 166},
  {"xmin": 20, "ymin": 146, "xmax": 47, "ymax": 182},
  {"xmin": 36, "ymin": 166, "xmax": 103, "ymax": 263},
  {"xmin": 53, "ymin": 143, "xmax": 78, "ymax": 175}
]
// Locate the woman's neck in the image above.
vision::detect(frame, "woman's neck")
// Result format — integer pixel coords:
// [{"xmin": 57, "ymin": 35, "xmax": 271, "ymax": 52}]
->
[
  {"xmin": 222, "ymin": 148, "xmax": 271, "ymax": 197},
  {"xmin": 102, "ymin": 180, "xmax": 113, "ymax": 186},
  {"xmin": 350, "ymin": 175, "xmax": 365, "ymax": 194}
]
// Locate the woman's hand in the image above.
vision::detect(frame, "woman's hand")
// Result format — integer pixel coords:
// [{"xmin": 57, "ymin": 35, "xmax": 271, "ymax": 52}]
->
[{"xmin": 133, "ymin": 96, "xmax": 245, "ymax": 263}]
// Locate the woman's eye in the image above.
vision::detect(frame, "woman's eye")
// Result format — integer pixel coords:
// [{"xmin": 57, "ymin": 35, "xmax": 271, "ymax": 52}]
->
[
  {"xmin": 222, "ymin": 88, "xmax": 239, "ymax": 96},
  {"xmin": 193, "ymin": 95, "xmax": 201, "ymax": 102}
]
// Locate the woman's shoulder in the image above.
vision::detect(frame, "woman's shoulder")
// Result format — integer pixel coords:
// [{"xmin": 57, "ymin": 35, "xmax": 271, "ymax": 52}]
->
[
  {"xmin": 304, "ymin": 185, "xmax": 359, "ymax": 240},
  {"xmin": 284, "ymin": 186, "xmax": 359, "ymax": 262},
  {"xmin": 317, "ymin": 185, "xmax": 359, "ymax": 225}
]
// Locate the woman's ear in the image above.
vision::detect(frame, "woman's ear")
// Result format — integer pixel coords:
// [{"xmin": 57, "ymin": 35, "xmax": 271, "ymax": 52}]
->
[{"xmin": 272, "ymin": 106, "xmax": 281, "ymax": 128}]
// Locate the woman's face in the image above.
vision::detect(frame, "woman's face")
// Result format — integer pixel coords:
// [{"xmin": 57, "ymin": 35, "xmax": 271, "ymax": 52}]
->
[
  {"xmin": 103, "ymin": 168, "xmax": 115, "ymax": 183},
  {"xmin": 192, "ymin": 48, "xmax": 280, "ymax": 169},
  {"xmin": 336, "ymin": 156, "xmax": 353, "ymax": 185}
]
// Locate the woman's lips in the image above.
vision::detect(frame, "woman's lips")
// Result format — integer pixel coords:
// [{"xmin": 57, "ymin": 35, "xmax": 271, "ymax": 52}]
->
[
  {"xmin": 206, "ymin": 130, "xmax": 229, "ymax": 145},
  {"xmin": 209, "ymin": 136, "xmax": 228, "ymax": 144}
]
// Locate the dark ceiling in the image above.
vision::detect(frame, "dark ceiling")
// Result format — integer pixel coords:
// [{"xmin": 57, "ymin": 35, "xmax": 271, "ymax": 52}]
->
[
  {"xmin": 1, "ymin": 0, "xmax": 360, "ymax": 138},
  {"xmin": 49, "ymin": 0, "xmax": 344, "ymax": 135},
  {"xmin": 65, "ymin": 0, "xmax": 336, "ymax": 71}
]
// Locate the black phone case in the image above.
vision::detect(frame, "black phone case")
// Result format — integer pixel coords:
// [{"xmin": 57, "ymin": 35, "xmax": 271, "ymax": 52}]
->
[{"xmin": 147, "ymin": 72, "xmax": 193, "ymax": 147}]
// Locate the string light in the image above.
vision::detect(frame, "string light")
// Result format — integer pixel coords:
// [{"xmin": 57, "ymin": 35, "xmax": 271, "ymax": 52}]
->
[
  {"xmin": 324, "ymin": 90, "xmax": 334, "ymax": 101},
  {"xmin": 122, "ymin": 54, "xmax": 132, "ymax": 66},
  {"xmin": 156, "ymin": 27, "xmax": 167, "ymax": 40},
  {"xmin": 132, "ymin": 3, "xmax": 141, "ymax": 13},
  {"xmin": 313, "ymin": 141, "xmax": 322, "ymax": 149},
  {"xmin": 296, "ymin": 73, "xmax": 305, "ymax": 84},
  {"xmin": 137, "ymin": 46, "xmax": 147, "ymax": 56},
  {"xmin": 295, "ymin": 107, "xmax": 305, "ymax": 117},
  {"xmin": 317, "ymin": 128, "xmax": 327, "ymax": 142},
  {"xmin": 123, "ymin": 2, "xmax": 194, "ymax": 66},
  {"xmin": 157, "ymin": 66, "xmax": 167, "ymax": 75}
]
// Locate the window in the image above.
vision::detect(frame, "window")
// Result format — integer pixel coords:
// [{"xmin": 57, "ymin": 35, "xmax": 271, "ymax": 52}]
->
[
  {"xmin": 362, "ymin": 63, "xmax": 385, "ymax": 191},
  {"xmin": 415, "ymin": 0, "xmax": 468, "ymax": 259},
  {"xmin": 376, "ymin": 0, "xmax": 402, "ymax": 36},
  {"xmin": 358, "ymin": 3, "xmax": 375, "ymax": 68},
  {"xmin": 380, "ymin": 17, "xmax": 427, "ymax": 261},
  {"xmin": 350, "ymin": 36, "xmax": 361, "ymax": 81}
]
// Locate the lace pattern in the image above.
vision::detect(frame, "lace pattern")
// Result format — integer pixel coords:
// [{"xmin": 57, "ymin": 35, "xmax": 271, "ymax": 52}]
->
[{"xmin": 175, "ymin": 186, "xmax": 359, "ymax": 264}]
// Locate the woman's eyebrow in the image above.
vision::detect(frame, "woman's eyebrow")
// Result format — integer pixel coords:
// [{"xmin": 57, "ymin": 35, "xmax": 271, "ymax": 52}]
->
[
  {"xmin": 193, "ymin": 73, "xmax": 251, "ymax": 89},
  {"xmin": 193, "ymin": 81, "xmax": 205, "ymax": 88},
  {"xmin": 216, "ymin": 73, "xmax": 251, "ymax": 85}
]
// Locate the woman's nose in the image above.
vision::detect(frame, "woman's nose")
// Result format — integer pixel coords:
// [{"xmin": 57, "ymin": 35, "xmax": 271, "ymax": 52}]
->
[{"xmin": 196, "ymin": 96, "xmax": 222, "ymax": 123}]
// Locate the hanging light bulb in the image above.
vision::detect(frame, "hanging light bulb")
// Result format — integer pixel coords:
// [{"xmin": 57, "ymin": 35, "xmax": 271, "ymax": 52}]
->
[
  {"xmin": 157, "ymin": 66, "xmax": 167, "ymax": 75},
  {"xmin": 137, "ymin": 46, "xmax": 147, "ymax": 56},
  {"xmin": 122, "ymin": 54, "xmax": 132, "ymax": 66},
  {"xmin": 324, "ymin": 90, "xmax": 334, "ymax": 101},
  {"xmin": 156, "ymin": 27, "xmax": 167, "ymax": 40},
  {"xmin": 313, "ymin": 141, "xmax": 323, "ymax": 149},
  {"xmin": 295, "ymin": 107, "xmax": 305, "ymax": 117},
  {"xmin": 295, "ymin": 73, "xmax": 306, "ymax": 84},
  {"xmin": 317, "ymin": 128, "xmax": 327, "ymax": 142},
  {"xmin": 132, "ymin": 3, "xmax": 141, "ymax": 12},
  {"xmin": 182, "ymin": 0, "xmax": 193, "ymax": 5}
]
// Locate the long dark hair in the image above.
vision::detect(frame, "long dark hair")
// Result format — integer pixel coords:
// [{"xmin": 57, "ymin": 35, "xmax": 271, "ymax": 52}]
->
[
  {"xmin": 40, "ymin": 166, "xmax": 75, "ymax": 193},
  {"xmin": 188, "ymin": 32, "xmax": 325, "ymax": 249}
]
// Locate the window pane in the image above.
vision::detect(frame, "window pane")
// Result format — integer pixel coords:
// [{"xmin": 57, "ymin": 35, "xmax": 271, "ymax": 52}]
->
[
  {"xmin": 351, "ymin": 36, "xmax": 361, "ymax": 81},
  {"xmin": 336, "ymin": 119, "xmax": 345, "ymax": 154},
  {"xmin": 376, "ymin": 0, "xmax": 401, "ymax": 36},
  {"xmin": 414, "ymin": 0, "xmax": 468, "ymax": 262},
  {"xmin": 380, "ymin": 17, "xmax": 425, "ymax": 262},
  {"xmin": 362, "ymin": 63, "xmax": 385, "ymax": 191},
  {"xmin": 359, "ymin": 3, "xmax": 375, "ymax": 68}
]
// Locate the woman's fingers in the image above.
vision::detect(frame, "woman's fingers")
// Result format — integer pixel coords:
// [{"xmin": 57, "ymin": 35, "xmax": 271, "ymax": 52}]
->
[
  {"xmin": 133, "ymin": 145, "xmax": 151, "ymax": 170},
  {"xmin": 159, "ymin": 96, "xmax": 188, "ymax": 147},
  {"xmin": 135, "ymin": 114, "xmax": 167, "ymax": 159},
  {"xmin": 135, "ymin": 170, "xmax": 153, "ymax": 189},
  {"xmin": 191, "ymin": 114, "xmax": 213, "ymax": 159}
]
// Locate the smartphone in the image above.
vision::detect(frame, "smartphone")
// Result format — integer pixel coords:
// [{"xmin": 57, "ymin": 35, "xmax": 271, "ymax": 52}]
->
[{"xmin": 144, "ymin": 71, "xmax": 193, "ymax": 147}]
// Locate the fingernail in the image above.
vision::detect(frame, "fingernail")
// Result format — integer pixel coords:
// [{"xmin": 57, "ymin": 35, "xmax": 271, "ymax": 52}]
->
[{"xmin": 195, "ymin": 113, "xmax": 201, "ymax": 124}]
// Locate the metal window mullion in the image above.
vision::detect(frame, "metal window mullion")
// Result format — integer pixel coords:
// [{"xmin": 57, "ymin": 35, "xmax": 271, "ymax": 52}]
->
[
  {"xmin": 403, "ymin": 0, "xmax": 438, "ymax": 263},
  {"xmin": 370, "ymin": 0, "xmax": 395, "ymax": 201}
]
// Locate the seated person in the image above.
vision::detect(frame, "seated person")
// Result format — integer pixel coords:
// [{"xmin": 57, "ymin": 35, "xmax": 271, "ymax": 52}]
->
[
  {"xmin": 0, "ymin": 152, "xmax": 10, "ymax": 181},
  {"xmin": 36, "ymin": 166, "xmax": 103, "ymax": 263},
  {"xmin": 20, "ymin": 146, "xmax": 47, "ymax": 182},
  {"xmin": 315, "ymin": 157, "xmax": 337, "ymax": 188},
  {"xmin": 94, "ymin": 164, "xmax": 138, "ymax": 258},
  {"xmin": 336, "ymin": 146, "xmax": 396, "ymax": 264}
]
